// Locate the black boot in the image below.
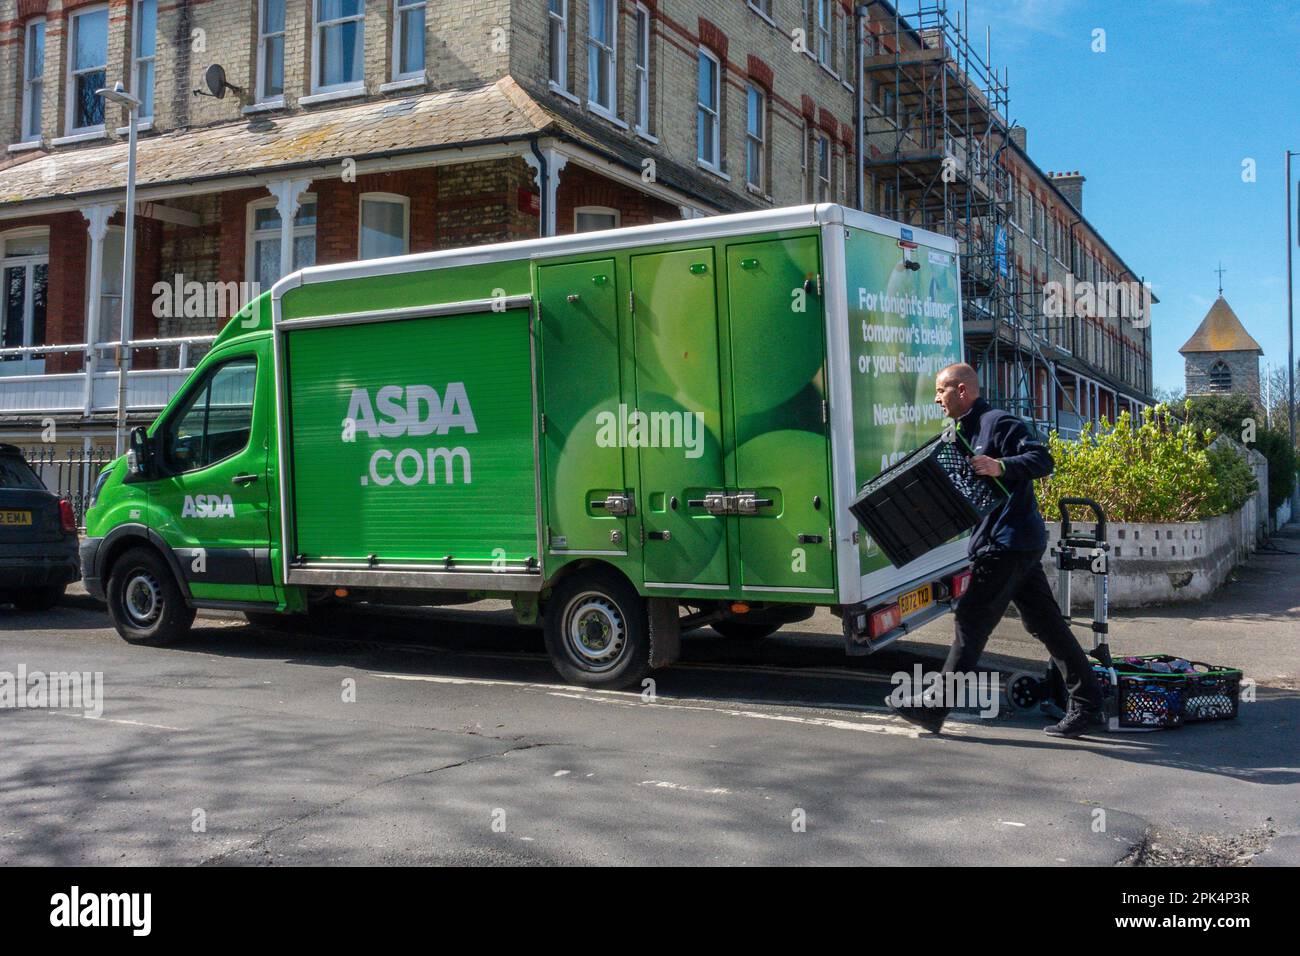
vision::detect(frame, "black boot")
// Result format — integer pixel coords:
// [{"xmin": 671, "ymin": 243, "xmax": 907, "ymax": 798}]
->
[
  {"xmin": 885, "ymin": 694, "xmax": 949, "ymax": 734},
  {"xmin": 1044, "ymin": 706, "xmax": 1102, "ymax": 738}
]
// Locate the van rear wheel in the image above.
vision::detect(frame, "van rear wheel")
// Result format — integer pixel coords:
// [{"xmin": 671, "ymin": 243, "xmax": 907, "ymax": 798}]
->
[
  {"xmin": 543, "ymin": 569, "xmax": 651, "ymax": 690},
  {"xmin": 107, "ymin": 547, "xmax": 195, "ymax": 646}
]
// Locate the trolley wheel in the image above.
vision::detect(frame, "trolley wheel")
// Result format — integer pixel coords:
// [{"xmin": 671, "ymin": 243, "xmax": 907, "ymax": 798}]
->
[{"xmin": 1006, "ymin": 670, "xmax": 1045, "ymax": 712}]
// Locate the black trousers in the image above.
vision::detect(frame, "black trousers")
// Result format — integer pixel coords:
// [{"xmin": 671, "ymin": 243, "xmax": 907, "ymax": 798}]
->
[{"xmin": 943, "ymin": 547, "xmax": 1103, "ymax": 711}]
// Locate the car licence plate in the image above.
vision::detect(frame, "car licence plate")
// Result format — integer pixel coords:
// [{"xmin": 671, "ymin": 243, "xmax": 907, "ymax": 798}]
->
[
  {"xmin": 0, "ymin": 510, "xmax": 32, "ymax": 526},
  {"xmin": 899, "ymin": 584, "xmax": 933, "ymax": 617}
]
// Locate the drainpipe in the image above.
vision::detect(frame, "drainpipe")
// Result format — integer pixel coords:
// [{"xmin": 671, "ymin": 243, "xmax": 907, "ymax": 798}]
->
[
  {"xmin": 853, "ymin": 5, "xmax": 868, "ymax": 211},
  {"xmin": 530, "ymin": 138, "xmax": 549, "ymax": 238}
]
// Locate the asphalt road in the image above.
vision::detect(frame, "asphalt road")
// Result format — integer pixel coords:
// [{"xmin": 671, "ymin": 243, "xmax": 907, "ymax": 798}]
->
[{"xmin": 1, "ymin": 593, "xmax": 1295, "ymax": 866}]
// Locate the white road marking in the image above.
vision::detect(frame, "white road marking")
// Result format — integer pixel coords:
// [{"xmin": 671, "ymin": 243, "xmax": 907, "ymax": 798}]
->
[
  {"xmin": 545, "ymin": 691, "xmax": 942, "ymax": 737},
  {"xmin": 640, "ymin": 780, "xmax": 731, "ymax": 796},
  {"xmin": 51, "ymin": 712, "xmax": 187, "ymax": 732},
  {"xmin": 371, "ymin": 671, "xmax": 967, "ymax": 738},
  {"xmin": 999, "ymin": 821, "xmax": 1027, "ymax": 827},
  {"xmin": 553, "ymin": 770, "xmax": 570, "ymax": 777}
]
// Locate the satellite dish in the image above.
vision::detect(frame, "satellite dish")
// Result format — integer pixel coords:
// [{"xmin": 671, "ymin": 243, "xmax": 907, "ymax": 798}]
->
[
  {"xmin": 205, "ymin": 64, "xmax": 230, "ymax": 98},
  {"xmin": 193, "ymin": 64, "xmax": 242, "ymax": 100}
]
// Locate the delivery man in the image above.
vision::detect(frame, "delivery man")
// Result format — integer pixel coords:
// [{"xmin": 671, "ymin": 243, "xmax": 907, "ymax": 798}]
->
[{"xmin": 887, "ymin": 362, "xmax": 1104, "ymax": 737}]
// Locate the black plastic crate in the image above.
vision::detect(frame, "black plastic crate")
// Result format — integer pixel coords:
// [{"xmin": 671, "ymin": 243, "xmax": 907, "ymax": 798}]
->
[
  {"xmin": 849, "ymin": 433, "xmax": 1007, "ymax": 568},
  {"xmin": 1096, "ymin": 656, "xmax": 1242, "ymax": 729}
]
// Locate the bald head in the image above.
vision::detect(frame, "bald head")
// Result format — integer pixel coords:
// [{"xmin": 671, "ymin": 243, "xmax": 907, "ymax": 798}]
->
[{"xmin": 935, "ymin": 363, "xmax": 980, "ymax": 419}]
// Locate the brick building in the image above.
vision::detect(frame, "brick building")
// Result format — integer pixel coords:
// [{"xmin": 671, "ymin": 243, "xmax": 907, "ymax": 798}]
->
[{"xmin": 0, "ymin": 0, "xmax": 1152, "ymax": 460}]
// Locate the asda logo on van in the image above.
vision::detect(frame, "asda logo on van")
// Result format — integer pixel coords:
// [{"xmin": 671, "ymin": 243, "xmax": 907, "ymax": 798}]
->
[
  {"xmin": 342, "ymin": 383, "xmax": 478, "ymax": 488},
  {"xmin": 182, "ymin": 494, "xmax": 235, "ymax": 518}
]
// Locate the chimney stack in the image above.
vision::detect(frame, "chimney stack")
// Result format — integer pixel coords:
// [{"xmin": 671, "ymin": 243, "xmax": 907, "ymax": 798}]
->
[
  {"xmin": 1009, "ymin": 127, "xmax": 1027, "ymax": 152},
  {"xmin": 1050, "ymin": 170, "xmax": 1085, "ymax": 213}
]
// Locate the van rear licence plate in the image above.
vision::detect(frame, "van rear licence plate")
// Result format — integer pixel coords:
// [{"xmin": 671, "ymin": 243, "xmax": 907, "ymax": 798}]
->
[{"xmin": 900, "ymin": 584, "xmax": 933, "ymax": 616}]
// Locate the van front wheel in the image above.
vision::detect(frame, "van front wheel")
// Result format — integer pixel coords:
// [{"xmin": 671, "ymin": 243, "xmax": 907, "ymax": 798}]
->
[
  {"xmin": 543, "ymin": 569, "xmax": 651, "ymax": 690},
  {"xmin": 107, "ymin": 547, "xmax": 196, "ymax": 646}
]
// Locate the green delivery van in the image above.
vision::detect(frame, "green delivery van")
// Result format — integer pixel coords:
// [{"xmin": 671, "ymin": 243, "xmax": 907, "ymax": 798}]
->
[{"xmin": 83, "ymin": 203, "xmax": 972, "ymax": 688}]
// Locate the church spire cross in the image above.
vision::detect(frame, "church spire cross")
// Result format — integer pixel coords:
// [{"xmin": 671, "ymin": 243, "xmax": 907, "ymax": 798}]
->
[{"xmin": 1215, "ymin": 262, "xmax": 1226, "ymax": 296}]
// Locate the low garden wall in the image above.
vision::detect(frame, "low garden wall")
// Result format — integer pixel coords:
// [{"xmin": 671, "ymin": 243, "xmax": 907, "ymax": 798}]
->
[{"xmin": 1042, "ymin": 504, "xmax": 1257, "ymax": 610}]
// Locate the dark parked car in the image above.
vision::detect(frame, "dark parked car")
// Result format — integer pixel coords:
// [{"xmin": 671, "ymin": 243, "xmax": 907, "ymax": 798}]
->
[{"xmin": 0, "ymin": 443, "xmax": 79, "ymax": 611}]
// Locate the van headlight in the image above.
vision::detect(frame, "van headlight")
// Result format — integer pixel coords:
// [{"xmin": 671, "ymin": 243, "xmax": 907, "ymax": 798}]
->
[{"xmin": 88, "ymin": 468, "xmax": 112, "ymax": 509}]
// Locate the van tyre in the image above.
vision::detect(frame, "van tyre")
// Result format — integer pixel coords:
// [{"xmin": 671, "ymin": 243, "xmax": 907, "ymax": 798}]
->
[
  {"xmin": 107, "ymin": 547, "xmax": 196, "ymax": 646},
  {"xmin": 544, "ymin": 569, "xmax": 651, "ymax": 690},
  {"xmin": 712, "ymin": 621, "xmax": 781, "ymax": 640}
]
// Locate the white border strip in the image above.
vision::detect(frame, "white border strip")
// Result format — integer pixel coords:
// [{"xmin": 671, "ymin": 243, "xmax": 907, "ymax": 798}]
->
[{"xmin": 275, "ymin": 295, "xmax": 532, "ymax": 330}]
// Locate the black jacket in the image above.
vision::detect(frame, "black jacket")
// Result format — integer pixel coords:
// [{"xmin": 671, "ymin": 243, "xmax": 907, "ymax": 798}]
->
[{"xmin": 956, "ymin": 397, "xmax": 1053, "ymax": 556}]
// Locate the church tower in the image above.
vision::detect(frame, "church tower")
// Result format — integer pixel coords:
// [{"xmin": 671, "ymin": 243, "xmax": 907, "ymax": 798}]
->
[{"xmin": 1179, "ymin": 295, "xmax": 1263, "ymax": 403}]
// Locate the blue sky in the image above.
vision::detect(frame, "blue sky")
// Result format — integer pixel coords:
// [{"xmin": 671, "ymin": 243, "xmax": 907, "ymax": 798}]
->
[{"xmin": 958, "ymin": 0, "xmax": 1300, "ymax": 393}]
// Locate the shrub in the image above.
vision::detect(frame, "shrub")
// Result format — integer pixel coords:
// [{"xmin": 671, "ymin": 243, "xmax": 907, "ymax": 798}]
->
[
  {"xmin": 1036, "ymin": 403, "xmax": 1257, "ymax": 522},
  {"xmin": 1185, "ymin": 394, "xmax": 1297, "ymax": 512}
]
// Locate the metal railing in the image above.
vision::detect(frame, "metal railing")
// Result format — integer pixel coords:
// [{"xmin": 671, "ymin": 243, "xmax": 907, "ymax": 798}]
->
[
  {"xmin": 22, "ymin": 444, "xmax": 115, "ymax": 529},
  {"xmin": 0, "ymin": 334, "xmax": 215, "ymax": 415}
]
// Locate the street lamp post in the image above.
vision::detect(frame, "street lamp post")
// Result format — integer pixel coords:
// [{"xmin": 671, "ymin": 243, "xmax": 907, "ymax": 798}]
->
[
  {"xmin": 97, "ymin": 82, "xmax": 141, "ymax": 456},
  {"xmin": 1284, "ymin": 150, "xmax": 1294, "ymax": 520}
]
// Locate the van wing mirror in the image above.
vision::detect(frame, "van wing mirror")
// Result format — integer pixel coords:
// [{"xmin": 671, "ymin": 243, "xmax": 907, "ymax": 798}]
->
[{"xmin": 127, "ymin": 426, "xmax": 153, "ymax": 477}]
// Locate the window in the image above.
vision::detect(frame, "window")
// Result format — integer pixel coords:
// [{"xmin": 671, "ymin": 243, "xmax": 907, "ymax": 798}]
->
[
  {"xmin": 633, "ymin": 4, "xmax": 651, "ymax": 134},
  {"xmin": 132, "ymin": 1, "xmax": 156, "ymax": 120},
  {"xmin": 1208, "ymin": 360, "xmax": 1232, "ymax": 393},
  {"xmin": 745, "ymin": 85, "xmax": 765, "ymax": 191},
  {"xmin": 393, "ymin": 0, "xmax": 426, "ymax": 80},
  {"xmin": 247, "ymin": 198, "xmax": 317, "ymax": 290},
  {"xmin": 748, "ymin": 0, "xmax": 773, "ymax": 18},
  {"xmin": 1, "ymin": 231, "xmax": 49, "ymax": 377},
  {"xmin": 575, "ymin": 207, "xmax": 620, "ymax": 232},
  {"xmin": 359, "ymin": 194, "xmax": 410, "ymax": 259},
  {"xmin": 587, "ymin": 0, "xmax": 617, "ymax": 113},
  {"xmin": 548, "ymin": 0, "xmax": 568, "ymax": 90},
  {"xmin": 314, "ymin": 0, "xmax": 365, "ymax": 93},
  {"xmin": 86, "ymin": 228, "xmax": 124, "ymax": 358},
  {"xmin": 163, "ymin": 356, "xmax": 258, "ymax": 474},
  {"xmin": 879, "ymin": 83, "xmax": 895, "ymax": 118},
  {"xmin": 66, "ymin": 6, "xmax": 108, "ymax": 134},
  {"xmin": 816, "ymin": 0, "xmax": 832, "ymax": 68},
  {"xmin": 815, "ymin": 133, "xmax": 831, "ymax": 202},
  {"xmin": 21, "ymin": 21, "xmax": 44, "ymax": 142},
  {"xmin": 696, "ymin": 48, "xmax": 720, "ymax": 169},
  {"xmin": 258, "ymin": 0, "xmax": 286, "ymax": 102}
]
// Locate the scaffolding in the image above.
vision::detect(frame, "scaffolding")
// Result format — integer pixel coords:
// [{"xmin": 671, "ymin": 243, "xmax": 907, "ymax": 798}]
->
[{"xmin": 863, "ymin": 0, "xmax": 1076, "ymax": 431}]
